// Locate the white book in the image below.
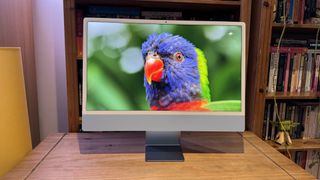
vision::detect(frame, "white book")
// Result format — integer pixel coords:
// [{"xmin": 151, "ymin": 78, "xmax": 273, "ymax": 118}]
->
[{"xmin": 268, "ymin": 53, "xmax": 279, "ymax": 93}]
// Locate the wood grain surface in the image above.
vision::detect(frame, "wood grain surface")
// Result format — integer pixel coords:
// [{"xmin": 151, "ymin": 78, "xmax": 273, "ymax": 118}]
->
[
  {"xmin": 4, "ymin": 132, "xmax": 315, "ymax": 179},
  {"xmin": 3, "ymin": 133, "xmax": 65, "ymax": 180}
]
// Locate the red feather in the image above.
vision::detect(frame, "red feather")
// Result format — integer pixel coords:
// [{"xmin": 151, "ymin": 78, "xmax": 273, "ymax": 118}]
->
[{"xmin": 151, "ymin": 100, "xmax": 210, "ymax": 111}]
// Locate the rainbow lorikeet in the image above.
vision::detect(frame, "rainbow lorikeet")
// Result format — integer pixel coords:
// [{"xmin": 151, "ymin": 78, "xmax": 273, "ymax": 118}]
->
[{"xmin": 142, "ymin": 33, "xmax": 211, "ymax": 111}]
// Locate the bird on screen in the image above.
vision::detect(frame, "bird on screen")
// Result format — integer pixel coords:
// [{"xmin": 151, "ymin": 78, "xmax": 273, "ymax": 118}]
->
[{"xmin": 141, "ymin": 33, "xmax": 211, "ymax": 111}]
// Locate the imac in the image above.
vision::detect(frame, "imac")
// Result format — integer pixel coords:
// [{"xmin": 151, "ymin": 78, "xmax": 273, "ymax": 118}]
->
[{"xmin": 82, "ymin": 18, "xmax": 245, "ymax": 161}]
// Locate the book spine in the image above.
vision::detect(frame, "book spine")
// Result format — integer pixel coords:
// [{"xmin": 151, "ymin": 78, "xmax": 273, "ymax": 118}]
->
[
  {"xmin": 297, "ymin": 54, "xmax": 305, "ymax": 93},
  {"xmin": 86, "ymin": 6, "xmax": 141, "ymax": 18},
  {"xmin": 270, "ymin": 46, "xmax": 308, "ymax": 53},
  {"xmin": 288, "ymin": 55, "xmax": 294, "ymax": 92},
  {"xmin": 316, "ymin": 106, "xmax": 320, "ymax": 138},
  {"xmin": 305, "ymin": 53, "xmax": 313, "ymax": 92},
  {"xmin": 265, "ymin": 103, "xmax": 272, "ymax": 140},
  {"xmin": 293, "ymin": 0, "xmax": 300, "ymax": 23},
  {"xmin": 268, "ymin": 53, "xmax": 275, "ymax": 93},
  {"xmin": 284, "ymin": 53, "xmax": 291, "ymax": 93},
  {"xmin": 290, "ymin": 54, "xmax": 300, "ymax": 92},
  {"xmin": 299, "ymin": 0, "xmax": 306, "ymax": 24},
  {"xmin": 303, "ymin": 106, "xmax": 311, "ymax": 139},
  {"xmin": 276, "ymin": 0, "xmax": 285, "ymax": 23},
  {"xmin": 288, "ymin": 0, "xmax": 295, "ymax": 24},
  {"xmin": 276, "ymin": 54, "xmax": 286, "ymax": 91},
  {"xmin": 312, "ymin": 55, "xmax": 320, "ymax": 91},
  {"xmin": 291, "ymin": 106, "xmax": 296, "ymax": 138},
  {"xmin": 273, "ymin": 53, "xmax": 280, "ymax": 93},
  {"xmin": 141, "ymin": 11, "xmax": 183, "ymax": 20},
  {"xmin": 309, "ymin": 106, "xmax": 317, "ymax": 138},
  {"xmin": 301, "ymin": 55, "xmax": 308, "ymax": 92},
  {"xmin": 271, "ymin": 103, "xmax": 277, "ymax": 140}
]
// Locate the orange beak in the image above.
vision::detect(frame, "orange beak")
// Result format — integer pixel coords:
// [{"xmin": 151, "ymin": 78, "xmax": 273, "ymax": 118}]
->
[{"xmin": 144, "ymin": 55, "xmax": 164, "ymax": 85}]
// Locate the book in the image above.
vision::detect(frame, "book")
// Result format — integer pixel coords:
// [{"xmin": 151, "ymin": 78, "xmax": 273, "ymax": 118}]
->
[
  {"xmin": 303, "ymin": 106, "xmax": 311, "ymax": 139},
  {"xmin": 305, "ymin": 53, "xmax": 314, "ymax": 92},
  {"xmin": 86, "ymin": 6, "xmax": 140, "ymax": 18},
  {"xmin": 309, "ymin": 106, "xmax": 319, "ymax": 138},
  {"xmin": 284, "ymin": 53, "xmax": 291, "ymax": 93},
  {"xmin": 299, "ymin": 151, "xmax": 307, "ymax": 169},
  {"xmin": 287, "ymin": 55, "xmax": 294, "ymax": 92},
  {"xmin": 274, "ymin": 39, "xmax": 308, "ymax": 47},
  {"xmin": 265, "ymin": 103, "xmax": 272, "ymax": 140},
  {"xmin": 301, "ymin": 55, "xmax": 308, "ymax": 92},
  {"xmin": 287, "ymin": 0, "xmax": 295, "ymax": 24},
  {"xmin": 305, "ymin": 150, "xmax": 320, "ymax": 178},
  {"xmin": 275, "ymin": 0, "xmax": 285, "ymax": 23},
  {"xmin": 270, "ymin": 102, "xmax": 278, "ymax": 140},
  {"xmin": 268, "ymin": 53, "xmax": 279, "ymax": 93},
  {"xmin": 312, "ymin": 55, "xmax": 320, "ymax": 92},
  {"xmin": 274, "ymin": 0, "xmax": 319, "ymax": 24},
  {"xmin": 299, "ymin": 0, "xmax": 306, "ymax": 24},
  {"xmin": 141, "ymin": 11, "xmax": 182, "ymax": 20},
  {"xmin": 297, "ymin": 54, "xmax": 305, "ymax": 93},
  {"xmin": 290, "ymin": 53, "xmax": 299, "ymax": 92},
  {"xmin": 276, "ymin": 53, "xmax": 286, "ymax": 91}
]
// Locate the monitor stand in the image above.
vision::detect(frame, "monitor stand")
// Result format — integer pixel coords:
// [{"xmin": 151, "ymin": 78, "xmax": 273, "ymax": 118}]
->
[{"xmin": 145, "ymin": 131, "xmax": 184, "ymax": 162}]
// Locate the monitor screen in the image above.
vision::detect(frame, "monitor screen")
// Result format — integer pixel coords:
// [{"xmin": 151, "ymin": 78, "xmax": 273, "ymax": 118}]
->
[{"xmin": 82, "ymin": 18, "xmax": 245, "ymax": 131}]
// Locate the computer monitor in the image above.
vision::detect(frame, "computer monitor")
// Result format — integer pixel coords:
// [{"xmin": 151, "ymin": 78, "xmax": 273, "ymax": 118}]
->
[{"xmin": 82, "ymin": 18, "xmax": 245, "ymax": 161}]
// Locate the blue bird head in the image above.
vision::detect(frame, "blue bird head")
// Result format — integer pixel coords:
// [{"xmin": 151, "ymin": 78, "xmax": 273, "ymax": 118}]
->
[{"xmin": 141, "ymin": 33, "xmax": 201, "ymax": 109}]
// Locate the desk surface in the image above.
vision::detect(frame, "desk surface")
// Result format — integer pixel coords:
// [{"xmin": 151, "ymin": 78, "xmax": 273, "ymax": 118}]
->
[{"xmin": 4, "ymin": 132, "xmax": 315, "ymax": 179}]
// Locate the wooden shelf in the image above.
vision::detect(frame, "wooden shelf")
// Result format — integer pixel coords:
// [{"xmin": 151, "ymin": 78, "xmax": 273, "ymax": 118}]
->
[
  {"xmin": 273, "ymin": 23, "xmax": 320, "ymax": 29},
  {"xmin": 267, "ymin": 139, "xmax": 320, "ymax": 152},
  {"xmin": 265, "ymin": 92, "xmax": 320, "ymax": 100},
  {"xmin": 75, "ymin": 0, "xmax": 241, "ymax": 6}
]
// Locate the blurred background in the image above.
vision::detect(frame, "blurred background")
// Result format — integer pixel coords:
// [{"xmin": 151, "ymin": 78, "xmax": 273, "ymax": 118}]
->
[{"xmin": 86, "ymin": 22, "xmax": 242, "ymax": 110}]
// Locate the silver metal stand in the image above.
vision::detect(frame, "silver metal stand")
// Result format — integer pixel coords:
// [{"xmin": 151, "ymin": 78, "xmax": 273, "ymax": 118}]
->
[{"xmin": 145, "ymin": 131, "xmax": 184, "ymax": 162}]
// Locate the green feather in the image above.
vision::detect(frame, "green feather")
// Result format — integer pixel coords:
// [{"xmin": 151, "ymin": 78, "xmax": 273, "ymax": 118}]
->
[
  {"xmin": 203, "ymin": 100, "xmax": 241, "ymax": 111},
  {"xmin": 195, "ymin": 48, "xmax": 211, "ymax": 102}
]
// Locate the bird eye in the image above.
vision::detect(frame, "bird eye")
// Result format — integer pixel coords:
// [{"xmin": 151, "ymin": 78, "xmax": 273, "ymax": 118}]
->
[{"xmin": 174, "ymin": 52, "xmax": 184, "ymax": 62}]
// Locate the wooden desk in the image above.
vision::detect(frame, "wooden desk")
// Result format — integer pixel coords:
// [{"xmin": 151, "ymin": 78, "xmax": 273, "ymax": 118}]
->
[{"xmin": 3, "ymin": 132, "xmax": 315, "ymax": 179}]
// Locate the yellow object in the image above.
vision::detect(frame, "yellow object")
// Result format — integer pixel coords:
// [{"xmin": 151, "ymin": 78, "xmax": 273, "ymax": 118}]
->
[{"xmin": 0, "ymin": 48, "xmax": 32, "ymax": 177}]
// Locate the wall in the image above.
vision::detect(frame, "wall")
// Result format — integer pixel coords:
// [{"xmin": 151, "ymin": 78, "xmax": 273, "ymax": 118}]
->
[
  {"xmin": 32, "ymin": 0, "xmax": 68, "ymax": 139},
  {"xmin": 0, "ymin": 0, "xmax": 40, "ymax": 147}
]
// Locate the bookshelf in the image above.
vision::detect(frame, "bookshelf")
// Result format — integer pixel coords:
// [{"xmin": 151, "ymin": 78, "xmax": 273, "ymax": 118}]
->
[
  {"xmin": 265, "ymin": 92, "xmax": 320, "ymax": 99},
  {"xmin": 248, "ymin": 0, "xmax": 320, "ymax": 178},
  {"xmin": 63, "ymin": 0, "xmax": 252, "ymax": 132},
  {"xmin": 273, "ymin": 23, "xmax": 320, "ymax": 29},
  {"xmin": 267, "ymin": 139, "xmax": 320, "ymax": 152}
]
